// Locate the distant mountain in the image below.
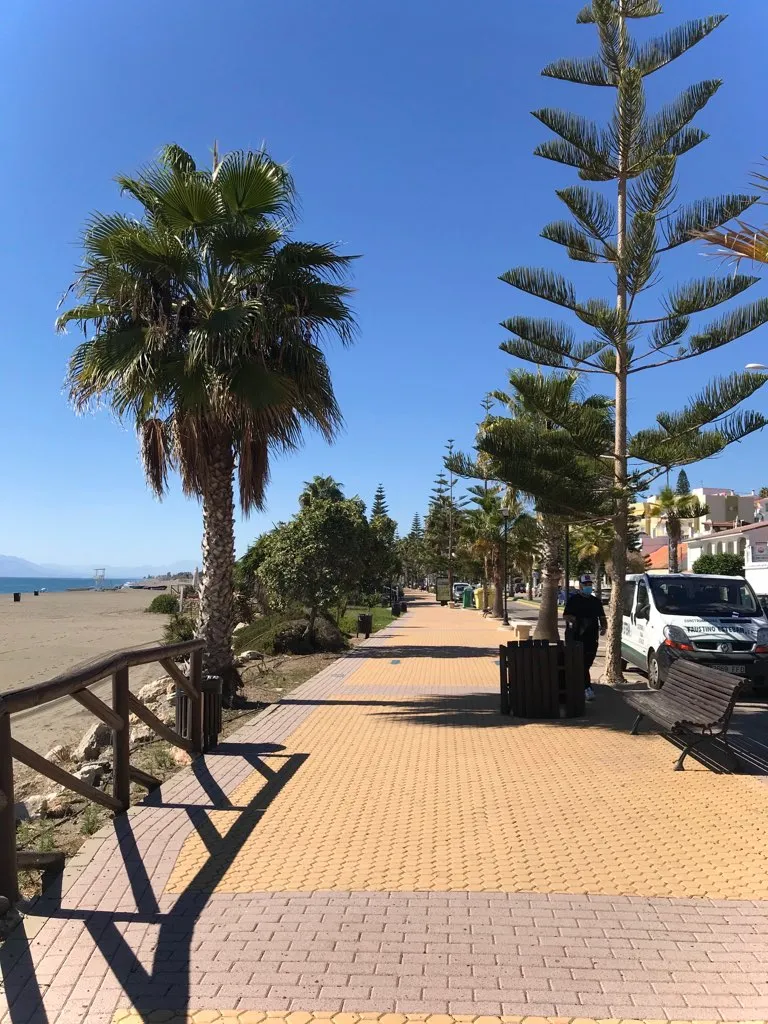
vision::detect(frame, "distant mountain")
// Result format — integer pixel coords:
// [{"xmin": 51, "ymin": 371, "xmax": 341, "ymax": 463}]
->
[
  {"xmin": 0, "ymin": 555, "xmax": 198, "ymax": 579},
  {"xmin": 0, "ymin": 556, "xmax": 81, "ymax": 578},
  {"xmin": 39, "ymin": 559, "xmax": 198, "ymax": 578}
]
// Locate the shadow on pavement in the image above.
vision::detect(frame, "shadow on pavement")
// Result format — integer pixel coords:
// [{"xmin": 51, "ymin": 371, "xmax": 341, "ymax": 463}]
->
[
  {"xmin": 349, "ymin": 644, "xmax": 500, "ymax": 660},
  {"xmin": 0, "ymin": 745, "xmax": 308, "ymax": 1023}
]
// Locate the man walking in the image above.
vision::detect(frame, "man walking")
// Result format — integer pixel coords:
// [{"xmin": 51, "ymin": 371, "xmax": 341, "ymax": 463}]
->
[{"xmin": 564, "ymin": 575, "xmax": 607, "ymax": 701}]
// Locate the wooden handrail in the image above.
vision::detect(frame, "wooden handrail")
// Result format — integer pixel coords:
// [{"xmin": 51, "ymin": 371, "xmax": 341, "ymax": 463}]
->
[
  {"xmin": 0, "ymin": 640, "xmax": 209, "ymax": 907},
  {"xmin": 10, "ymin": 739, "xmax": 122, "ymax": 812},
  {"xmin": 1, "ymin": 639, "xmax": 205, "ymax": 714}
]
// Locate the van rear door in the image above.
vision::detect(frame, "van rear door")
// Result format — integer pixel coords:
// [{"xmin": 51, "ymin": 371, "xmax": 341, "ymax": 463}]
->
[{"xmin": 621, "ymin": 579, "xmax": 644, "ymax": 669}]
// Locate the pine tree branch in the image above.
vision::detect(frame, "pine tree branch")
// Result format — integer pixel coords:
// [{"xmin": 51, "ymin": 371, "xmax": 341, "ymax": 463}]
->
[
  {"xmin": 540, "ymin": 220, "xmax": 605, "ymax": 262},
  {"xmin": 660, "ymin": 194, "xmax": 758, "ymax": 250},
  {"xmin": 663, "ymin": 275, "xmax": 759, "ymax": 316},
  {"xmin": 635, "ymin": 80, "xmax": 722, "ymax": 167},
  {"xmin": 499, "ymin": 267, "xmax": 579, "ymax": 310},
  {"xmin": 634, "ymin": 16, "xmax": 727, "ymax": 76},
  {"xmin": 542, "ymin": 56, "xmax": 614, "ymax": 87},
  {"xmin": 556, "ymin": 186, "xmax": 616, "ymax": 242}
]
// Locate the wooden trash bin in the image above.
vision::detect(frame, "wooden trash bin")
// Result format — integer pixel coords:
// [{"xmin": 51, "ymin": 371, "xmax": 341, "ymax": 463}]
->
[{"xmin": 499, "ymin": 639, "xmax": 585, "ymax": 719}]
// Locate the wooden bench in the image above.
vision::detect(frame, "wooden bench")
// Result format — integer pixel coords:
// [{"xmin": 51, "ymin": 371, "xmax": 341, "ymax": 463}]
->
[{"xmin": 622, "ymin": 660, "xmax": 742, "ymax": 771}]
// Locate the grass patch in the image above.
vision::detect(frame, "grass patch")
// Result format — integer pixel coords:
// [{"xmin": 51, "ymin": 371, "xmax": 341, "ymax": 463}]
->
[
  {"xmin": 80, "ymin": 804, "xmax": 102, "ymax": 836},
  {"xmin": 338, "ymin": 605, "xmax": 394, "ymax": 636}
]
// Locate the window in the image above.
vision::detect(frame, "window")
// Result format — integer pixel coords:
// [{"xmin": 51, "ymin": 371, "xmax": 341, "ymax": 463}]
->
[
  {"xmin": 635, "ymin": 581, "xmax": 650, "ymax": 620},
  {"xmin": 648, "ymin": 576, "xmax": 759, "ymax": 615},
  {"xmin": 622, "ymin": 581, "xmax": 636, "ymax": 617}
]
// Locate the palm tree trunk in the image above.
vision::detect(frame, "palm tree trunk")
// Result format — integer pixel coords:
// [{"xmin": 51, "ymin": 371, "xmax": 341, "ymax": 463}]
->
[
  {"xmin": 198, "ymin": 435, "xmax": 239, "ymax": 701},
  {"xmin": 534, "ymin": 518, "xmax": 560, "ymax": 640},
  {"xmin": 668, "ymin": 528, "xmax": 679, "ymax": 574}
]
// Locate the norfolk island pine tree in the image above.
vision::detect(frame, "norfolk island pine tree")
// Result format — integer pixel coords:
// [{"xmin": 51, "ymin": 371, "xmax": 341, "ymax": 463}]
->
[{"xmin": 499, "ymin": 1, "xmax": 768, "ymax": 681}]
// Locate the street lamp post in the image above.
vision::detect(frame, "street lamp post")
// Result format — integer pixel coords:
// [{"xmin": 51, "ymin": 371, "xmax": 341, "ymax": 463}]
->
[{"xmin": 501, "ymin": 507, "xmax": 510, "ymax": 626}]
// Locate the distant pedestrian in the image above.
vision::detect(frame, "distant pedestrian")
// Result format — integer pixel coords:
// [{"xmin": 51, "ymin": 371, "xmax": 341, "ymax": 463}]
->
[{"xmin": 563, "ymin": 575, "xmax": 606, "ymax": 702}]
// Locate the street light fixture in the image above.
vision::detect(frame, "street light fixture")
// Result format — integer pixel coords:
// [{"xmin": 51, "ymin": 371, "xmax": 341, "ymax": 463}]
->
[
  {"xmin": 746, "ymin": 363, "xmax": 768, "ymax": 370},
  {"xmin": 501, "ymin": 507, "xmax": 510, "ymax": 626}
]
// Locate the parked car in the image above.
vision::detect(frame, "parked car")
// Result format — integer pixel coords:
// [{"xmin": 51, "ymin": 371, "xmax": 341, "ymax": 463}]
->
[
  {"xmin": 621, "ymin": 572, "xmax": 768, "ymax": 691},
  {"xmin": 452, "ymin": 582, "xmax": 471, "ymax": 602}
]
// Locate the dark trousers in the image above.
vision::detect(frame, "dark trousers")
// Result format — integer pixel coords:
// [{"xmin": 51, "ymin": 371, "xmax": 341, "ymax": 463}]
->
[{"xmin": 582, "ymin": 635, "xmax": 598, "ymax": 688}]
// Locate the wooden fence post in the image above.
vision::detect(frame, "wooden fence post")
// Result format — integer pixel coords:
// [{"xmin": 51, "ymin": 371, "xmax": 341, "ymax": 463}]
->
[
  {"xmin": 112, "ymin": 667, "xmax": 131, "ymax": 812},
  {"xmin": 0, "ymin": 711, "xmax": 19, "ymax": 904},
  {"xmin": 189, "ymin": 649, "xmax": 203, "ymax": 754}
]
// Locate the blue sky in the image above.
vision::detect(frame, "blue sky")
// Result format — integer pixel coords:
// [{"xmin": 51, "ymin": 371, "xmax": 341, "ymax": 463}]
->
[{"xmin": 1, "ymin": 0, "xmax": 767, "ymax": 567}]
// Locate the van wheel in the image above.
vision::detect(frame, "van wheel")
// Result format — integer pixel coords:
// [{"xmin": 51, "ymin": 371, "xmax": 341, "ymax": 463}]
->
[{"xmin": 647, "ymin": 650, "xmax": 663, "ymax": 690}]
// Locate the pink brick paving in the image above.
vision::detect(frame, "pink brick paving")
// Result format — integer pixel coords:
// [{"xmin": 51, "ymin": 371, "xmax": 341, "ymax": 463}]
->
[{"xmin": 1, "ymin": 600, "xmax": 768, "ymax": 1024}]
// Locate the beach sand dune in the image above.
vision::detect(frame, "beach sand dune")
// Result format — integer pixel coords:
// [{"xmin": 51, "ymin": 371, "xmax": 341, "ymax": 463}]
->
[{"xmin": 0, "ymin": 589, "xmax": 172, "ymax": 752}]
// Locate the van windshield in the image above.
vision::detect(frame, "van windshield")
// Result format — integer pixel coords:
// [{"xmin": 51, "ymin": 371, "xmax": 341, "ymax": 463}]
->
[{"xmin": 648, "ymin": 577, "xmax": 759, "ymax": 617}]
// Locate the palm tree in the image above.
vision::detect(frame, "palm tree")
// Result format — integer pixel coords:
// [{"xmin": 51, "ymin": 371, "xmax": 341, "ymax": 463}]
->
[
  {"xmin": 299, "ymin": 475, "xmax": 344, "ymax": 507},
  {"xmin": 570, "ymin": 522, "xmax": 614, "ymax": 599},
  {"xmin": 478, "ymin": 371, "xmax": 614, "ymax": 640},
  {"xmin": 462, "ymin": 486, "xmax": 505, "ymax": 616},
  {"xmin": 58, "ymin": 143, "xmax": 357, "ymax": 696},
  {"xmin": 647, "ymin": 487, "xmax": 708, "ymax": 574}
]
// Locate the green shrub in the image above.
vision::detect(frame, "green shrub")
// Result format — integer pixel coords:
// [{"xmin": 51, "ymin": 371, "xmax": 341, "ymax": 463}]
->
[
  {"xmin": 147, "ymin": 593, "xmax": 179, "ymax": 614},
  {"xmin": 163, "ymin": 612, "xmax": 196, "ymax": 644},
  {"xmin": 692, "ymin": 553, "xmax": 745, "ymax": 576},
  {"xmin": 80, "ymin": 805, "xmax": 101, "ymax": 836}
]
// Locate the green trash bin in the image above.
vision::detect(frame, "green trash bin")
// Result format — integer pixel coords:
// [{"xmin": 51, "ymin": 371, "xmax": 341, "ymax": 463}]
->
[{"xmin": 462, "ymin": 587, "xmax": 474, "ymax": 608}]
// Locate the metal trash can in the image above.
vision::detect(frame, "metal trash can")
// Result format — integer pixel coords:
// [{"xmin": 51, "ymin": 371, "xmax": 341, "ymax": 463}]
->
[
  {"xmin": 391, "ymin": 603, "xmax": 401, "ymax": 617},
  {"xmin": 356, "ymin": 613, "xmax": 373, "ymax": 638},
  {"xmin": 12, "ymin": 593, "xmax": 20, "ymax": 603},
  {"xmin": 175, "ymin": 673, "xmax": 223, "ymax": 752},
  {"xmin": 400, "ymin": 601, "xmax": 408, "ymax": 614}
]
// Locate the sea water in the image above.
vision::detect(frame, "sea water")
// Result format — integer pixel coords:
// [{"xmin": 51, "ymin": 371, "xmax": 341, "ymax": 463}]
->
[{"xmin": 0, "ymin": 577, "xmax": 133, "ymax": 594}]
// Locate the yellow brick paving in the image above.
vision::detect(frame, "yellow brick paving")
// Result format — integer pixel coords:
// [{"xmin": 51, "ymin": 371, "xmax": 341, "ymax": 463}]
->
[
  {"xmin": 166, "ymin": 605, "xmax": 768, "ymax": 900},
  {"xmin": 113, "ymin": 1013, "xmax": 768, "ymax": 1024}
]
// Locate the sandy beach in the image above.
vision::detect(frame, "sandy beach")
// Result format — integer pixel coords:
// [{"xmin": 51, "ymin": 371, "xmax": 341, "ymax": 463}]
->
[{"xmin": 1, "ymin": 589, "xmax": 171, "ymax": 752}]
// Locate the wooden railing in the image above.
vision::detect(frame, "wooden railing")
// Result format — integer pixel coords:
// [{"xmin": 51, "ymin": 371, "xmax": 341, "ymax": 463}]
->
[{"xmin": 0, "ymin": 639, "xmax": 207, "ymax": 906}]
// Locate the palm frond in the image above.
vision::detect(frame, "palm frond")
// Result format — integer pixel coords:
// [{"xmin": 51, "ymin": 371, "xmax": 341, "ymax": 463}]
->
[
  {"xmin": 213, "ymin": 149, "xmax": 296, "ymax": 221},
  {"xmin": 140, "ymin": 417, "xmax": 172, "ymax": 496}
]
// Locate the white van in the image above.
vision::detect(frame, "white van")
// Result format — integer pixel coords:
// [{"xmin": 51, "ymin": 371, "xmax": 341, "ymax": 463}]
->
[{"xmin": 621, "ymin": 573, "xmax": 768, "ymax": 691}]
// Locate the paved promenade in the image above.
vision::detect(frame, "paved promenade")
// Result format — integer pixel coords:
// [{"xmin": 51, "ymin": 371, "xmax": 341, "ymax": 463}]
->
[{"xmin": 2, "ymin": 595, "xmax": 768, "ymax": 1024}]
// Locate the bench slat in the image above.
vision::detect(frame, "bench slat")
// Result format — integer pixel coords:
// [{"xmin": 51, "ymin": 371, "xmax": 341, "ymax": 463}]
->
[{"xmin": 623, "ymin": 660, "xmax": 741, "ymax": 733}]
